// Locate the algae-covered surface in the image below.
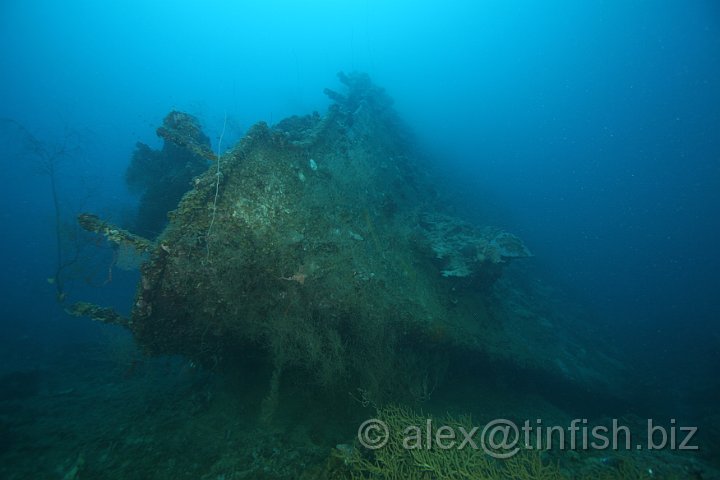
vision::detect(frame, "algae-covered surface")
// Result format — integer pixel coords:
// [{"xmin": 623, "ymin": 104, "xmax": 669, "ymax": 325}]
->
[
  {"xmin": 72, "ymin": 73, "xmax": 622, "ymax": 404},
  {"xmin": 3, "ymin": 73, "xmax": 717, "ymax": 479}
]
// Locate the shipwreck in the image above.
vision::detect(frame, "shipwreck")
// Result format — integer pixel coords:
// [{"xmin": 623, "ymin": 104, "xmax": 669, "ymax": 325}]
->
[{"xmin": 71, "ymin": 72, "xmax": 627, "ymax": 414}]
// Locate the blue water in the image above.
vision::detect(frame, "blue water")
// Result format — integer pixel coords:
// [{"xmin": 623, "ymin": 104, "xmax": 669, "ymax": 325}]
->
[{"xmin": 1, "ymin": 0, "xmax": 719, "ymax": 476}]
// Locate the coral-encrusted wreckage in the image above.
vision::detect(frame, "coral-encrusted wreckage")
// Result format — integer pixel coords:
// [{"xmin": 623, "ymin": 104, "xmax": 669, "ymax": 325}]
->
[{"xmin": 71, "ymin": 73, "xmax": 625, "ymax": 411}]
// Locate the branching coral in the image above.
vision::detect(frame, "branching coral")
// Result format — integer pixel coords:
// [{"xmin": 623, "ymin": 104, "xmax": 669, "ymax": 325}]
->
[{"xmin": 344, "ymin": 405, "xmax": 562, "ymax": 480}]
